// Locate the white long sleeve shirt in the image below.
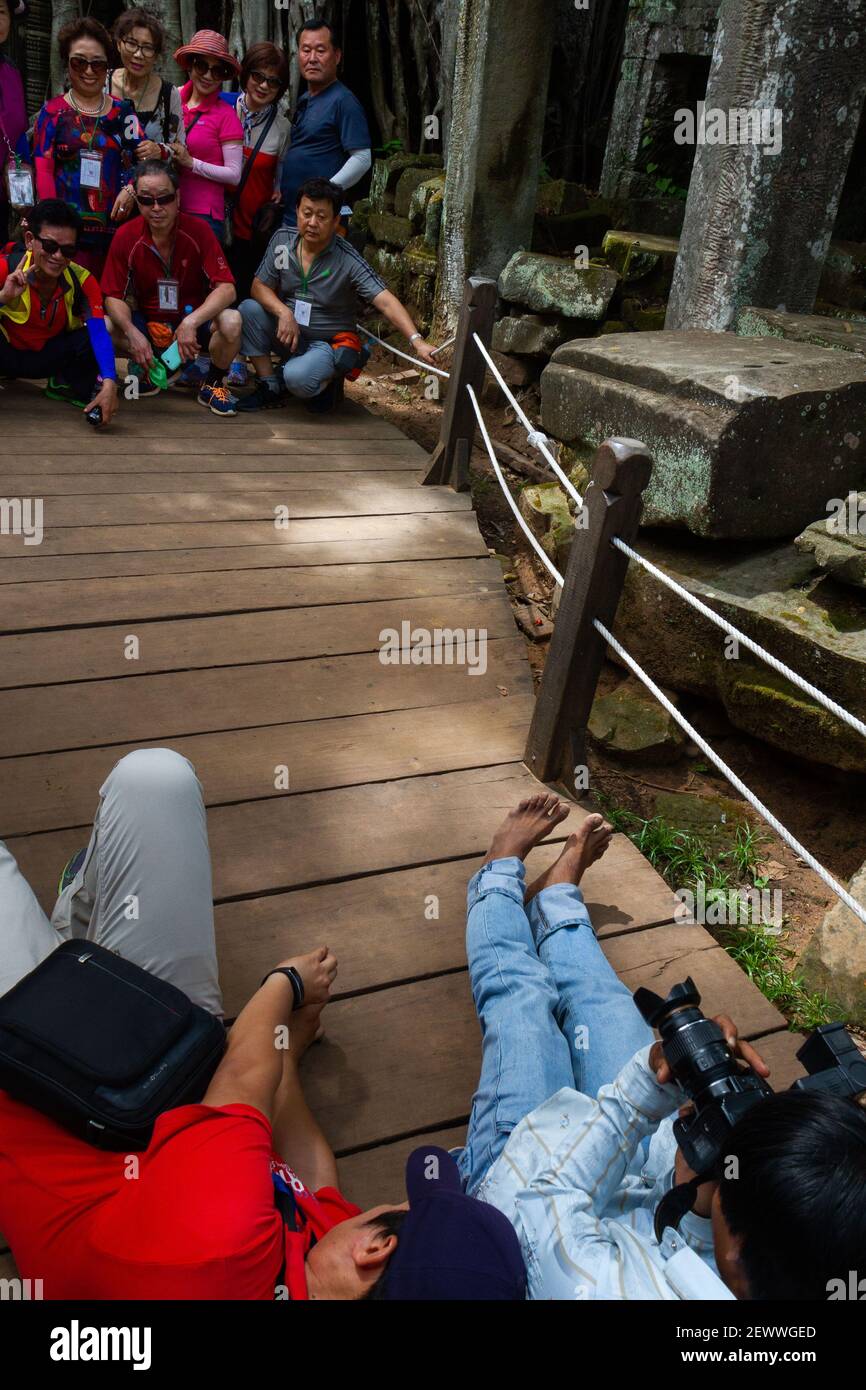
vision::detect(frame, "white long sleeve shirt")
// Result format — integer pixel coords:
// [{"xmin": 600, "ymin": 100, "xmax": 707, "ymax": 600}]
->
[{"xmin": 476, "ymin": 1046, "xmax": 736, "ymax": 1300}]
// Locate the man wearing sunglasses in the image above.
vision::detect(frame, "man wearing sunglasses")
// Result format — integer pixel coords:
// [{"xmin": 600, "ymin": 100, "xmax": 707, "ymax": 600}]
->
[
  {"xmin": 102, "ymin": 161, "xmax": 241, "ymax": 414},
  {"xmin": 0, "ymin": 198, "xmax": 118, "ymax": 425}
]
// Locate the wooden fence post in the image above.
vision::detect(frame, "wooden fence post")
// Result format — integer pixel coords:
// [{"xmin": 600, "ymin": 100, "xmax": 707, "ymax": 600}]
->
[
  {"xmin": 524, "ymin": 438, "xmax": 653, "ymax": 793},
  {"xmin": 423, "ymin": 276, "xmax": 498, "ymax": 491}
]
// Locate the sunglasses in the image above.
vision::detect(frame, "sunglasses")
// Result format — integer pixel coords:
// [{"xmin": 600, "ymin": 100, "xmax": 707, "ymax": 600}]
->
[
  {"xmin": 68, "ymin": 55, "xmax": 109, "ymax": 75},
  {"xmin": 191, "ymin": 56, "xmax": 233, "ymax": 81},
  {"xmin": 135, "ymin": 191, "xmax": 177, "ymax": 207},
  {"xmin": 34, "ymin": 234, "xmax": 77, "ymax": 259},
  {"xmin": 249, "ymin": 69, "xmax": 281, "ymax": 91},
  {"xmin": 120, "ymin": 37, "xmax": 158, "ymax": 59}
]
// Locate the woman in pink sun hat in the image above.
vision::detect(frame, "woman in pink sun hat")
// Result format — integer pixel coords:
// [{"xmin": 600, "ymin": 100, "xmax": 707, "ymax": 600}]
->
[{"xmin": 169, "ymin": 29, "xmax": 243, "ymax": 244}]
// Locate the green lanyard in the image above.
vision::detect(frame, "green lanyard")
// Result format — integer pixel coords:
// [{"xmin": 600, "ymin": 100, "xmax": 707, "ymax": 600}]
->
[{"xmin": 294, "ymin": 242, "xmax": 333, "ymax": 294}]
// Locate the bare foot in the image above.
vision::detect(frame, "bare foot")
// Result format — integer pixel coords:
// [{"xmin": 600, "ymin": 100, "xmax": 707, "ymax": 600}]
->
[
  {"xmin": 482, "ymin": 792, "xmax": 571, "ymax": 866},
  {"xmin": 524, "ymin": 812, "xmax": 614, "ymax": 904}
]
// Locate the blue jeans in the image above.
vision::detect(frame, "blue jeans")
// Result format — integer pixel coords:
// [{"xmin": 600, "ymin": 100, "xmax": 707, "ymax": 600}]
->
[{"xmin": 457, "ymin": 857, "xmax": 653, "ymax": 1194}]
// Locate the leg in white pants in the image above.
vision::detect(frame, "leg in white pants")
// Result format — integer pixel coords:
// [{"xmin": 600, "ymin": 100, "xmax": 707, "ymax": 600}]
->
[{"xmin": 0, "ymin": 748, "xmax": 223, "ymax": 1016}]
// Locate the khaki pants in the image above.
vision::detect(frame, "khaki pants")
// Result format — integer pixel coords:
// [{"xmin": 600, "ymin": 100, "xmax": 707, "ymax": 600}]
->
[{"xmin": 0, "ymin": 748, "xmax": 223, "ymax": 1016}]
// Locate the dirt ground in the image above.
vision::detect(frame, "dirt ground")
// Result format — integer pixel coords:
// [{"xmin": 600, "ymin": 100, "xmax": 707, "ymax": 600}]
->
[{"xmin": 349, "ymin": 355, "xmax": 866, "ymax": 986}]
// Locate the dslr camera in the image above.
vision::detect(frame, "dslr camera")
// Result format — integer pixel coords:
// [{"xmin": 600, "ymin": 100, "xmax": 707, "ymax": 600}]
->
[{"xmin": 633, "ymin": 977, "xmax": 866, "ymax": 1236}]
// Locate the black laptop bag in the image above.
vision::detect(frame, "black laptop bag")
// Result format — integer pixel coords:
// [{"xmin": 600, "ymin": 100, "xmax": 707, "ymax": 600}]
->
[{"xmin": 0, "ymin": 940, "xmax": 226, "ymax": 1151}]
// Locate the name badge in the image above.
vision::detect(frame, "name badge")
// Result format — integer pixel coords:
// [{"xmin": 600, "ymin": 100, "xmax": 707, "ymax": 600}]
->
[
  {"xmin": 293, "ymin": 298, "xmax": 312, "ymax": 327},
  {"xmin": 5, "ymin": 161, "xmax": 34, "ymax": 209},
  {"xmin": 79, "ymin": 151, "xmax": 103, "ymax": 190},
  {"xmin": 157, "ymin": 279, "xmax": 180, "ymax": 313}
]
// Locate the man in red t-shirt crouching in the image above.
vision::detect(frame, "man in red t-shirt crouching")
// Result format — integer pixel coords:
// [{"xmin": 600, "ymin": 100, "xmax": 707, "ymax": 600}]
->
[
  {"xmin": 102, "ymin": 160, "xmax": 241, "ymax": 417},
  {"xmin": 0, "ymin": 748, "xmax": 526, "ymax": 1301}
]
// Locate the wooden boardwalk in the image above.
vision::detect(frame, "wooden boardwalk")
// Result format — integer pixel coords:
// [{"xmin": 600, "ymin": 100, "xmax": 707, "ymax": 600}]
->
[{"xmin": 0, "ymin": 382, "xmax": 805, "ymax": 1274}]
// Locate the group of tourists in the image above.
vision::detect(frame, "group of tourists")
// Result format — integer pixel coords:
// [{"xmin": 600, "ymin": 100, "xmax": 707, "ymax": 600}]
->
[{"xmin": 0, "ymin": 8, "xmax": 437, "ymax": 425}]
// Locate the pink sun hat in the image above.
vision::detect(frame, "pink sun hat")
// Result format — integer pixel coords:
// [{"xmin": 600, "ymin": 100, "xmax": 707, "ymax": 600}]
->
[{"xmin": 173, "ymin": 29, "xmax": 240, "ymax": 76}]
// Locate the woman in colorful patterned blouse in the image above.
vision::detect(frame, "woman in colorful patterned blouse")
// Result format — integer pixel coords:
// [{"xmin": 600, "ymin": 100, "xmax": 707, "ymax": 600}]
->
[{"xmin": 33, "ymin": 16, "xmax": 142, "ymax": 276}]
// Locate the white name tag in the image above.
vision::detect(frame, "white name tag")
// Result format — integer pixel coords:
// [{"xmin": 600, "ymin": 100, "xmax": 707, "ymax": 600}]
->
[
  {"xmin": 158, "ymin": 279, "xmax": 179, "ymax": 313},
  {"xmin": 293, "ymin": 298, "xmax": 312, "ymax": 327},
  {"xmin": 6, "ymin": 163, "xmax": 34, "ymax": 208},
  {"xmin": 79, "ymin": 152, "xmax": 103, "ymax": 190}
]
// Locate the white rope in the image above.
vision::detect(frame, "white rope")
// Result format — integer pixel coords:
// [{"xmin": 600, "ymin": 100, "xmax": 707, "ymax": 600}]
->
[
  {"xmin": 612, "ymin": 537, "xmax": 866, "ymax": 743},
  {"xmin": 431, "ymin": 334, "xmax": 456, "ymax": 357},
  {"xmin": 472, "ymin": 332, "xmax": 584, "ymax": 509},
  {"xmin": 357, "ymin": 325, "xmax": 450, "ymax": 378},
  {"xmin": 466, "ymin": 385, "xmax": 564, "ymax": 586},
  {"xmin": 595, "ymin": 619, "xmax": 866, "ymax": 928}
]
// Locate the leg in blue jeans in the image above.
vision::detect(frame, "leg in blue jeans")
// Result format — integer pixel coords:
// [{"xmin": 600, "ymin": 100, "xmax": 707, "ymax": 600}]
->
[
  {"xmin": 526, "ymin": 882, "xmax": 652, "ymax": 1098},
  {"xmin": 458, "ymin": 857, "xmax": 575, "ymax": 1195}
]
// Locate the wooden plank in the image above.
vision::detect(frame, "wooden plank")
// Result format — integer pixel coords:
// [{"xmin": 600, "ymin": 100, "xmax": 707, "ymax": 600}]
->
[
  {"xmin": 215, "ymin": 835, "xmax": 680, "ymax": 1016},
  {"xmin": 0, "ymin": 591, "xmax": 518, "ymax": 687},
  {"xmin": 2, "ymin": 437, "xmax": 420, "ymax": 458},
  {"xmin": 2, "ymin": 470, "xmax": 427, "ymax": 495},
  {"xmin": 747, "ymin": 1028, "xmax": 807, "ymax": 1089},
  {"xmin": 7, "ymin": 766, "xmax": 667, "ymax": 918},
  {"xmin": 0, "ymin": 696, "xmax": 536, "ymax": 835},
  {"xmin": 1, "ymin": 414, "xmax": 408, "ymax": 441},
  {"xmin": 1, "ymin": 557, "xmax": 502, "ymax": 630},
  {"xmin": 10, "ymin": 764, "xmax": 547, "ymax": 908},
  {"xmin": 1, "ymin": 444, "xmax": 426, "ymax": 469},
  {"xmin": 603, "ymin": 922, "xmax": 787, "ymax": 1037},
  {"xmin": 300, "ymin": 973, "xmax": 480, "ymax": 1152},
  {"xmin": 0, "ymin": 512, "xmax": 486, "ymax": 572},
  {"xmin": 337, "ymin": 1129, "xmax": 467, "ymax": 1208},
  {"xmin": 20, "ymin": 485, "xmax": 470, "ymax": 527},
  {"xmin": 0, "ymin": 641, "xmax": 531, "ymax": 756}
]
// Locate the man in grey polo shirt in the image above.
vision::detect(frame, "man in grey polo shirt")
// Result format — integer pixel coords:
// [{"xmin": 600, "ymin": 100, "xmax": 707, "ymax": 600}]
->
[{"xmin": 236, "ymin": 176, "xmax": 437, "ymax": 412}]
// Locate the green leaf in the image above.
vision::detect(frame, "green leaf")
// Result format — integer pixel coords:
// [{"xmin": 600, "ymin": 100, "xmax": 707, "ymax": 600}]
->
[{"xmin": 646, "ymin": 162, "xmax": 658, "ymax": 174}]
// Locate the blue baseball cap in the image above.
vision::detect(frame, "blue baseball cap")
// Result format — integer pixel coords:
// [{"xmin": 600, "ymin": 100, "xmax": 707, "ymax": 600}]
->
[{"xmin": 379, "ymin": 1145, "xmax": 526, "ymax": 1300}]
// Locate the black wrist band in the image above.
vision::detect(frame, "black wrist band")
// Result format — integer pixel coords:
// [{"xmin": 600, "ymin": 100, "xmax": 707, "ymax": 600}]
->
[{"xmin": 260, "ymin": 966, "xmax": 305, "ymax": 1010}]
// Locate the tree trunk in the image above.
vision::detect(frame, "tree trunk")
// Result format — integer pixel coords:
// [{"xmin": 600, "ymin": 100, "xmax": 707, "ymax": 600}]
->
[
  {"xmin": 437, "ymin": 0, "xmax": 459, "ymax": 157},
  {"xmin": 51, "ymin": 0, "xmax": 81, "ymax": 95},
  {"xmin": 367, "ymin": 1, "xmax": 396, "ymax": 144},
  {"xmin": 406, "ymin": 0, "xmax": 435, "ymax": 152},
  {"xmin": 178, "ymin": 0, "xmax": 197, "ymax": 48},
  {"xmin": 385, "ymin": 0, "xmax": 410, "ymax": 148}
]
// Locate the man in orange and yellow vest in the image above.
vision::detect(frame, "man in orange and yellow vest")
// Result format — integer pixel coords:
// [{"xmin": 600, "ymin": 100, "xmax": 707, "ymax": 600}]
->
[{"xmin": 0, "ymin": 198, "xmax": 118, "ymax": 426}]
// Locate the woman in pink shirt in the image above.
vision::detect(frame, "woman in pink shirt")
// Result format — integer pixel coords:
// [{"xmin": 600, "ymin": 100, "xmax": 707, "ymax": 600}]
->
[{"xmin": 170, "ymin": 30, "xmax": 242, "ymax": 243}]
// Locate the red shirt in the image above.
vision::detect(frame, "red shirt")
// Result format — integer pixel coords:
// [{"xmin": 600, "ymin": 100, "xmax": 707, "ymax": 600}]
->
[
  {"xmin": 101, "ymin": 212, "xmax": 234, "ymax": 327},
  {"xmin": 0, "ymin": 1094, "xmax": 359, "ymax": 1300},
  {"xmin": 0, "ymin": 253, "xmax": 104, "ymax": 352}
]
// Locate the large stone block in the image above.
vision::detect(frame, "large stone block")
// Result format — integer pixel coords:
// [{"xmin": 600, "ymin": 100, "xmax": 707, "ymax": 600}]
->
[
  {"xmin": 396, "ymin": 167, "xmax": 442, "ymax": 220},
  {"xmin": 369, "ymin": 153, "xmax": 443, "ymax": 213},
  {"xmin": 363, "ymin": 244, "xmax": 407, "ymax": 300},
  {"xmin": 536, "ymin": 180, "xmax": 588, "ymax": 217},
  {"xmin": 368, "ymin": 212, "xmax": 414, "ymax": 249},
  {"xmin": 541, "ymin": 330, "xmax": 866, "ymax": 539},
  {"xmin": 601, "ymin": 229, "xmax": 679, "ymax": 293},
  {"xmin": 499, "ymin": 252, "xmax": 618, "ymax": 321},
  {"xmin": 610, "ymin": 535, "xmax": 866, "ymax": 774},
  {"xmin": 407, "ymin": 174, "xmax": 446, "ymax": 226},
  {"xmin": 736, "ymin": 306, "xmax": 866, "ymax": 360},
  {"xmin": 801, "ymin": 862, "xmax": 866, "ymax": 1026},
  {"xmin": 796, "ymin": 501, "xmax": 866, "ymax": 590},
  {"xmin": 492, "ymin": 314, "xmax": 573, "ymax": 358}
]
